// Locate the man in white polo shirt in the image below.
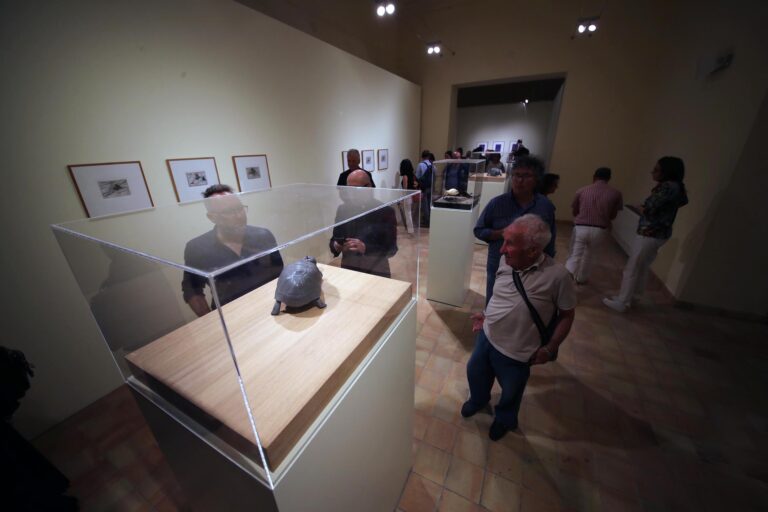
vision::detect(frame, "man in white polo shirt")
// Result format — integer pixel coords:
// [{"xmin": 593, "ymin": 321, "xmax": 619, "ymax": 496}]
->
[{"xmin": 462, "ymin": 214, "xmax": 576, "ymax": 441}]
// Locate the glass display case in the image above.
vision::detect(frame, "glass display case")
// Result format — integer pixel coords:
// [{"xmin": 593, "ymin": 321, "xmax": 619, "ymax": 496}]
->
[
  {"xmin": 52, "ymin": 184, "xmax": 419, "ymax": 495},
  {"xmin": 430, "ymin": 158, "xmax": 485, "ymax": 210}
]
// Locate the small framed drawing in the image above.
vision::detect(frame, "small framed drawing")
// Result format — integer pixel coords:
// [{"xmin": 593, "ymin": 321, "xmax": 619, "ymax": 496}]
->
[
  {"xmin": 492, "ymin": 141, "xmax": 505, "ymax": 152},
  {"xmin": 362, "ymin": 149, "xmax": 375, "ymax": 172},
  {"xmin": 377, "ymin": 149, "xmax": 389, "ymax": 171},
  {"xmin": 166, "ymin": 157, "xmax": 221, "ymax": 203},
  {"xmin": 341, "ymin": 150, "xmax": 350, "ymax": 171},
  {"xmin": 232, "ymin": 154, "xmax": 272, "ymax": 192},
  {"xmin": 68, "ymin": 161, "xmax": 154, "ymax": 218},
  {"xmin": 475, "ymin": 142, "xmax": 488, "ymax": 152}
]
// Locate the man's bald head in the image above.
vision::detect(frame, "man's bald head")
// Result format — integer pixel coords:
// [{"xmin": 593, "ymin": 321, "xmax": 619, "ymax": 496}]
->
[{"xmin": 347, "ymin": 169, "xmax": 372, "ymax": 187}]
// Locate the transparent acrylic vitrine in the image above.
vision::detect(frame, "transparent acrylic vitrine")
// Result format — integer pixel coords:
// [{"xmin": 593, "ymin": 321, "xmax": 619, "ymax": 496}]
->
[
  {"xmin": 431, "ymin": 159, "xmax": 485, "ymax": 210},
  {"xmin": 51, "ymin": 184, "xmax": 420, "ymax": 495}
]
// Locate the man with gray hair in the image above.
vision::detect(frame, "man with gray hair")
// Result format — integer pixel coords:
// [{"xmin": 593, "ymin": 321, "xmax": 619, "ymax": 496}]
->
[
  {"xmin": 337, "ymin": 148, "xmax": 376, "ymax": 187},
  {"xmin": 474, "ymin": 155, "xmax": 556, "ymax": 304},
  {"xmin": 462, "ymin": 214, "xmax": 576, "ymax": 441}
]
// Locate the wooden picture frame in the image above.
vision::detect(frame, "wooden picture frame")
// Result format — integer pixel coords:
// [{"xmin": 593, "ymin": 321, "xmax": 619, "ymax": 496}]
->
[
  {"xmin": 232, "ymin": 154, "xmax": 272, "ymax": 192},
  {"xmin": 362, "ymin": 149, "xmax": 375, "ymax": 172},
  {"xmin": 166, "ymin": 157, "xmax": 221, "ymax": 203},
  {"xmin": 67, "ymin": 161, "xmax": 154, "ymax": 218},
  {"xmin": 377, "ymin": 149, "xmax": 389, "ymax": 171}
]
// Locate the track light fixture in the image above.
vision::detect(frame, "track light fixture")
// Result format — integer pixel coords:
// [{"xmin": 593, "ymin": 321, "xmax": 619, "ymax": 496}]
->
[
  {"xmin": 574, "ymin": 16, "xmax": 600, "ymax": 38},
  {"xmin": 375, "ymin": 1, "xmax": 395, "ymax": 17},
  {"xmin": 426, "ymin": 42, "xmax": 442, "ymax": 56}
]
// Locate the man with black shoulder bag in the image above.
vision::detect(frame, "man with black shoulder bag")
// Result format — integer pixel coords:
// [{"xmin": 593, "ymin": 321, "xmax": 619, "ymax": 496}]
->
[{"xmin": 461, "ymin": 214, "xmax": 576, "ymax": 441}]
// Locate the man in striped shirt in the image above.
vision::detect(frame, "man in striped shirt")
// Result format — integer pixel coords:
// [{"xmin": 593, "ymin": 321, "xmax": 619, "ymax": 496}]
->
[{"xmin": 565, "ymin": 167, "xmax": 623, "ymax": 284}]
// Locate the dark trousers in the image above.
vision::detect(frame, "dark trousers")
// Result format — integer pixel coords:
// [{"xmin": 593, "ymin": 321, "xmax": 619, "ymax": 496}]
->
[
  {"xmin": 466, "ymin": 330, "xmax": 530, "ymax": 428},
  {"xmin": 419, "ymin": 191, "xmax": 431, "ymax": 227}
]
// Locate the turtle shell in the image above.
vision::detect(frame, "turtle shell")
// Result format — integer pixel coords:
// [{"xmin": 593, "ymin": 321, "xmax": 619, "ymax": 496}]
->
[{"xmin": 274, "ymin": 256, "xmax": 323, "ymax": 307}]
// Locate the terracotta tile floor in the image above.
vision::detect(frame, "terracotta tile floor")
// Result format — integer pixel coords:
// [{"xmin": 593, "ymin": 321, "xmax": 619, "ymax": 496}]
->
[{"xmin": 32, "ymin": 223, "xmax": 768, "ymax": 511}]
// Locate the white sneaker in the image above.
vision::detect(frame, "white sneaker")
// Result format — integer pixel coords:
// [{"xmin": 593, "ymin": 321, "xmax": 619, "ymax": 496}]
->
[{"xmin": 602, "ymin": 297, "xmax": 628, "ymax": 313}]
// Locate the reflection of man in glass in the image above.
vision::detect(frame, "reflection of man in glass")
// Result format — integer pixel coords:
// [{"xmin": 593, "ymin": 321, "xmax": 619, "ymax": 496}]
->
[
  {"xmin": 182, "ymin": 184, "xmax": 283, "ymax": 316},
  {"xmin": 444, "ymin": 150, "xmax": 470, "ymax": 196},
  {"xmin": 330, "ymin": 170, "xmax": 397, "ymax": 278}
]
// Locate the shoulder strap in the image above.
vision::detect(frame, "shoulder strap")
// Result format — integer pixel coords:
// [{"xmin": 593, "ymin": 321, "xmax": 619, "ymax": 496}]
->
[{"xmin": 511, "ymin": 271, "xmax": 549, "ymax": 342}]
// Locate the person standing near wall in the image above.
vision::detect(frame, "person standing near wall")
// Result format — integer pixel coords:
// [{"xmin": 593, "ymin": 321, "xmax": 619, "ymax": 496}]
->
[
  {"xmin": 565, "ymin": 167, "xmax": 623, "ymax": 284},
  {"xmin": 474, "ymin": 155, "xmax": 556, "ymax": 304},
  {"xmin": 415, "ymin": 150, "xmax": 434, "ymax": 227},
  {"xmin": 603, "ymin": 157, "xmax": 688, "ymax": 312},
  {"xmin": 337, "ymin": 149, "xmax": 376, "ymax": 187}
]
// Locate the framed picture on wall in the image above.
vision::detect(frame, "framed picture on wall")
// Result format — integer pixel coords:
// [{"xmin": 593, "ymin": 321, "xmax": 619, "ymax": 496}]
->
[
  {"xmin": 475, "ymin": 142, "xmax": 488, "ymax": 152},
  {"xmin": 232, "ymin": 154, "xmax": 272, "ymax": 192},
  {"xmin": 341, "ymin": 150, "xmax": 350, "ymax": 172},
  {"xmin": 492, "ymin": 141, "xmax": 505, "ymax": 152},
  {"xmin": 166, "ymin": 157, "xmax": 221, "ymax": 203},
  {"xmin": 377, "ymin": 149, "xmax": 389, "ymax": 171},
  {"xmin": 68, "ymin": 161, "xmax": 154, "ymax": 218},
  {"xmin": 362, "ymin": 149, "xmax": 375, "ymax": 172}
]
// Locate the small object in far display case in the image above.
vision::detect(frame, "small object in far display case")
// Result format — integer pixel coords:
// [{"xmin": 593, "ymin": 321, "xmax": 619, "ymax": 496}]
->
[{"xmin": 431, "ymin": 158, "xmax": 485, "ymax": 210}]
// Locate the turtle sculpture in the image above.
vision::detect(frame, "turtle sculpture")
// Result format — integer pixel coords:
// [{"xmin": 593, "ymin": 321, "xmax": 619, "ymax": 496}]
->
[{"xmin": 271, "ymin": 256, "xmax": 326, "ymax": 315}]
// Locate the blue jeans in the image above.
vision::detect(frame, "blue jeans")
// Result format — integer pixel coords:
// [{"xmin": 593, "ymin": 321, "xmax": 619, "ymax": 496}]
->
[{"xmin": 466, "ymin": 330, "xmax": 530, "ymax": 428}]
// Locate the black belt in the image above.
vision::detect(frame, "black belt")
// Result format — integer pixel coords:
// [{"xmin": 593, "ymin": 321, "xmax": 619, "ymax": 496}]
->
[{"xmin": 574, "ymin": 223, "xmax": 607, "ymax": 229}]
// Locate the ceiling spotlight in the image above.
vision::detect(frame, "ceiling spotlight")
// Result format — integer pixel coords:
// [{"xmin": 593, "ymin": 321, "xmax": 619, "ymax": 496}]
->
[
  {"xmin": 577, "ymin": 24, "xmax": 586, "ymax": 33},
  {"xmin": 376, "ymin": 5, "xmax": 385, "ymax": 16},
  {"xmin": 386, "ymin": 2, "xmax": 395, "ymax": 14},
  {"xmin": 433, "ymin": 45, "xmax": 441, "ymax": 54},
  {"xmin": 575, "ymin": 16, "xmax": 600, "ymax": 37},
  {"xmin": 524, "ymin": 99, "xmax": 529, "ymax": 104},
  {"xmin": 426, "ymin": 43, "xmax": 442, "ymax": 56},
  {"xmin": 427, "ymin": 47, "xmax": 434, "ymax": 55}
]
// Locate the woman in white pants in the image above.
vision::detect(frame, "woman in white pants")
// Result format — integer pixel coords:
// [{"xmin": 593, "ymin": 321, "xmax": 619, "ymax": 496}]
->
[{"xmin": 603, "ymin": 157, "xmax": 688, "ymax": 312}]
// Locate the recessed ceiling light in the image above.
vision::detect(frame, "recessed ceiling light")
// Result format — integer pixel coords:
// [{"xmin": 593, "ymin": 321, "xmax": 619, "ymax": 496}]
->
[
  {"xmin": 386, "ymin": 3, "xmax": 395, "ymax": 15},
  {"xmin": 588, "ymin": 23, "xmax": 597, "ymax": 32},
  {"xmin": 376, "ymin": 5, "xmax": 385, "ymax": 16},
  {"xmin": 578, "ymin": 24, "xmax": 586, "ymax": 33}
]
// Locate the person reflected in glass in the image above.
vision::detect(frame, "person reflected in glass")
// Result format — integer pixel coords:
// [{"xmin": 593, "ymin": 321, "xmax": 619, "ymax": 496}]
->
[
  {"xmin": 182, "ymin": 184, "xmax": 283, "ymax": 317},
  {"xmin": 330, "ymin": 170, "xmax": 398, "ymax": 278},
  {"xmin": 444, "ymin": 150, "xmax": 470, "ymax": 196}
]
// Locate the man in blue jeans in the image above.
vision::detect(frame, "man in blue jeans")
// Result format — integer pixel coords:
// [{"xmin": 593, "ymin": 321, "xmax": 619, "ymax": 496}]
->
[{"xmin": 462, "ymin": 214, "xmax": 576, "ymax": 441}]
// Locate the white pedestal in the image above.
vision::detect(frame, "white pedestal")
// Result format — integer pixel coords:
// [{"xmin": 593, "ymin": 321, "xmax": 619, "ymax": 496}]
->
[
  {"xmin": 426, "ymin": 206, "xmax": 480, "ymax": 307},
  {"xmin": 132, "ymin": 301, "xmax": 417, "ymax": 512},
  {"xmin": 470, "ymin": 175, "xmax": 509, "ymax": 245}
]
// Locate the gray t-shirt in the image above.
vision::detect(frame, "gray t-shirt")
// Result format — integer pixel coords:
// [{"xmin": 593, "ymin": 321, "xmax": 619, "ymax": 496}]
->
[{"xmin": 483, "ymin": 255, "xmax": 576, "ymax": 362}]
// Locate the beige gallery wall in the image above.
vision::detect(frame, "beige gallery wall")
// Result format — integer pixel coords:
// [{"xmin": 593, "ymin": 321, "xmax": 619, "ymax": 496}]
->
[
  {"xmin": 0, "ymin": 0, "xmax": 420, "ymax": 437},
  {"xmin": 411, "ymin": 0, "xmax": 768, "ymax": 314}
]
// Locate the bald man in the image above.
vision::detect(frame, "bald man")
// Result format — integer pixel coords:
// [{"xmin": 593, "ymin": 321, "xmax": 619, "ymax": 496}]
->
[{"xmin": 330, "ymin": 170, "xmax": 397, "ymax": 277}]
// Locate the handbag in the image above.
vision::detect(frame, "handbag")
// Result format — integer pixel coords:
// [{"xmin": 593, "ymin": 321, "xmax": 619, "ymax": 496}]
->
[{"xmin": 511, "ymin": 271, "xmax": 559, "ymax": 362}]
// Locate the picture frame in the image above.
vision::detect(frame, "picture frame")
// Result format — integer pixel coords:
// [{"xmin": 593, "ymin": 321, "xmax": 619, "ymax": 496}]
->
[
  {"xmin": 377, "ymin": 149, "xmax": 389, "ymax": 171},
  {"xmin": 67, "ymin": 161, "xmax": 154, "ymax": 218},
  {"xmin": 475, "ymin": 142, "xmax": 488, "ymax": 152},
  {"xmin": 232, "ymin": 154, "xmax": 272, "ymax": 192},
  {"xmin": 492, "ymin": 141, "xmax": 505, "ymax": 153},
  {"xmin": 362, "ymin": 149, "xmax": 375, "ymax": 172},
  {"xmin": 341, "ymin": 150, "xmax": 350, "ymax": 172},
  {"xmin": 166, "ymin": 157, "xmax": 221, "ymax": 203}
]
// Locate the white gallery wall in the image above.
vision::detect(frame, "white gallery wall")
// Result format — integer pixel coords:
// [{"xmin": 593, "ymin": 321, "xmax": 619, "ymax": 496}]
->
[
  {"xmin": 456, "ymin": 101, "xmax": 554, "ymax": 160},
  {"xmin": 0, "ymin": 0, "xmax": 420, "ymax": 437}
]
